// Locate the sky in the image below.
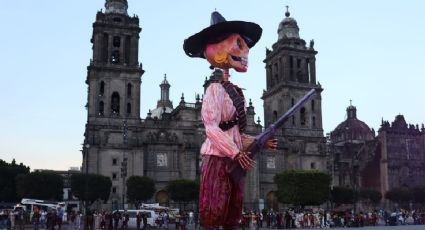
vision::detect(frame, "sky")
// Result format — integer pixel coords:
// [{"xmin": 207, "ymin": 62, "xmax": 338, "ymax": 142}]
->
[{"xmin": 1, "ymin": 0, "xmax": 424, "ymax": 171}]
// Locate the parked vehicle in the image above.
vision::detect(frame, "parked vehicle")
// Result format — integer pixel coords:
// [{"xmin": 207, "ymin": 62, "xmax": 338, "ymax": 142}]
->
[{"xmin": 17, "ymin": 198, "xmax": 65, "ymax": 220}]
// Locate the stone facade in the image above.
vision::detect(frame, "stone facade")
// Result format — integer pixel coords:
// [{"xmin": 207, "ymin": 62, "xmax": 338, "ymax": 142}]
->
[
  {"xmin": 377, "ymin": 115, "xmax": 425, "ymax": 195},
  {"xmin": 329, "ymin": 105, "xmax": 425, "ymax": 205},
  {"xmin": 260, "ymin": 8, "xmax": 327, "ymax": 207},
  {"xmin": 82, "ymin": 2, "xmax": 328, "ymax": 209}
]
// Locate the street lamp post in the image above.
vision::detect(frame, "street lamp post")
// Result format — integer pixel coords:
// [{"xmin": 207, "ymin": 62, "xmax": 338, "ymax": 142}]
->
[{"xmin": 84, "ymin": 143, "xmax": 90, "ymax": 210}]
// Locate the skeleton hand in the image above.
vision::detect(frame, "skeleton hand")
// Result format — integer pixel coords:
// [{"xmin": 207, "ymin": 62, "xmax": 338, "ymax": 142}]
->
[{"xmin": 235, "ymin": 151, "xmax": 256, "ymax": 170}]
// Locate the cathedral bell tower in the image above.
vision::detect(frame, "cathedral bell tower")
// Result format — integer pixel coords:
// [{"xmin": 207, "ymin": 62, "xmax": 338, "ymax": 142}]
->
[
  {"xmin": 86, "ymin": 0, "xmax": 143, "ymax": 122},
  {"xmin": 262, "ymin": 7, "xmax": 326, "ymax": 170},
  {"xmin": 83, "ymin": 0, "xmax": 144, "ymax": 173}
]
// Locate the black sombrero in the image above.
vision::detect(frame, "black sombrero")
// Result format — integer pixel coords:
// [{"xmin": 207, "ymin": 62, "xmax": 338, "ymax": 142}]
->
[{"xmin": 183, "ymin": 11, "xmax": 262, "ymax": 58}]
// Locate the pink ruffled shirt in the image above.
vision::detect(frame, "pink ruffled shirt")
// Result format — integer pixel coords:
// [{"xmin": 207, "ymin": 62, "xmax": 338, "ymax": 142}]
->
[{"xmin": 201, "ymin": 82, "xmax": 251, "ymax": 159}]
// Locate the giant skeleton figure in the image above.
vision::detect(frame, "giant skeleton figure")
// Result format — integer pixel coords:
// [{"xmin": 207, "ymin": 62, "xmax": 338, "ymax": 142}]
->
[{"xmin": 184, "ymin": 11, "xmax": 277, "ymax": 230}]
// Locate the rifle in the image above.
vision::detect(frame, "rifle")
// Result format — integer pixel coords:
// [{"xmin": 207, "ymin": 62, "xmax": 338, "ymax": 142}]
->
[{"xmin": 228, "ymin": 88, "xmax": 318, "ymax": 183}]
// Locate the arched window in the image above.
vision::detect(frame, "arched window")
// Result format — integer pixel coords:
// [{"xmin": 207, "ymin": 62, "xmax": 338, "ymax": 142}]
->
[
  {"xmin": 312, "ymin": 116, "xmax": 316, "ymax": 127},
  {"xmin": 126, "ymin": 103, "xmax": 131, "ymax": 114},
  {"xmin": 311, "ymin": 100, "xmax": 315, "ymax": 111},
  {"xmin": 99, "ymin": 81, "xmax": 105, "ymax": 96},
  {"xmin": 111, "ymin": 92, "xmax": 120, "ymax": 114},
  {"xmin": 99, "ymin": 101, "xmax": 104, "ymax": 116},
  {"xmin": 300, "ymin": 107, "xmax": 306, "ymax": 126},
  {"xmin": 273, "ymin": 110, "xmax": 278, "ymax": 122},
  {"xmin": 127, "ymin": 83, "xmax": 132, "ymax": 98},
  {"xmin": 291, "ymin": 98, "xmax": 295, "ymax": 106}
]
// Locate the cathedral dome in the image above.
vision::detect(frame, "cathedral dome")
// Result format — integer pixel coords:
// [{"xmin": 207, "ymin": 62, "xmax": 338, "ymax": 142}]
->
[
  {"xmin": 331, "ymin": 104, "xmax": 375, "ymax": 144},
  {"xmin": 277, "ymin": 7, "xmax": 300, "ymax": 40}
]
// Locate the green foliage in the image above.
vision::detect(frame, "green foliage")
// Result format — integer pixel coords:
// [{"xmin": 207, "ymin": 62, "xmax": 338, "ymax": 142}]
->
[
  {"xmin": 274, "ymin": 170, "xmax": 331, "ymax": 207},
  {"xmin": 0, "ymin": 159, "xmax": 30, "ymax": 202},
  {"xmin": 126, "ymin": 176, "xmax": 155, "ymax": 206},
  {"xmin": 359, "ymin": 188, "xmax": 382, "ymax": 205},
  {"xmin": 71, "ymin": 173, "xmax": 112, "ymax": 205},
  {"xmin": 385, "ymin": 187, "xmax": 412, "ymax": 203},
  {"xmin": 16, "ymin": 171, "xmax": 63, "ymax": 201},
  {"xmin": 167, "ymin": 179, "xmax": 199, "ymax": 202},
  {"xmin": 330, "ymin": 186, "xmax": 356, "ymax": 205},
  {"xmin": 411, "ymin": 186, "xmax": 425, "ymax": 204}
]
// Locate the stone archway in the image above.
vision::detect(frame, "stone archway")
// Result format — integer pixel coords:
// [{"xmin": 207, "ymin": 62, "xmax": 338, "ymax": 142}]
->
[
  {"xmin": 155, "ymin": 190, "xmax": 169, "ymax": 205},
  {"xmin": 266, "ymin": 191, "xmax": 278, "ymax": 211}
]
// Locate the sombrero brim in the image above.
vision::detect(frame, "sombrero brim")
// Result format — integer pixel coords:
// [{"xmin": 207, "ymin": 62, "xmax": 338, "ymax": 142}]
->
[{"xmin": 183, "ymin": 21, "xmax": 262, "ymax": 58}]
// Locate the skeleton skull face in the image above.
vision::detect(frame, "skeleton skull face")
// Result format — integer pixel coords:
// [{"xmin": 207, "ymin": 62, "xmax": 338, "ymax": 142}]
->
[{"xmin": 204, "ymin": 33, "xmax": 250, "ymax": 72}]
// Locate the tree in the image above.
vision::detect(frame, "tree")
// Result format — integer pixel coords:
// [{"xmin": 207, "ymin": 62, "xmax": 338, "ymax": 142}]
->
[
  {"xmin": 71, "ymin": 173, "xmax": 112, "ymax": 205},
  {"xmin": 0, "ymin": 159, "xmax": 30, "ymax": 202},
  {"xmin": 330, "ymin": 186, "xmax": 356, "ymax": 205},
  {"xmin": 359, "ymin": 188, "xmax": 382, "ymax": 206},
  {"xmin": 16, "ymin": 171, "xmax": 63, "ymax": 200},
  {"xmin": 411, "ymin": 186, "xmax": 425, "ymax": 205},
  {"xmin": 274, "ymin": 170, "xmax": 331, "ymax": 207},
  {"xmin": 167, "ymin": 179, "xmax": 199, "ymax": 203},
  {"xmin": 385, "ymin": 187, "xmax": 412, "ymax": 207},
  {"xmin": 126, "ymin": 176, "xmax": 155, "ymax": 208}
]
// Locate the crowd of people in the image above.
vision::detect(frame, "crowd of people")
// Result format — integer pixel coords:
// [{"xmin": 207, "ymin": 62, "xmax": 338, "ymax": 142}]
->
[
  {"xmin": 2, "ymin": 207, "xmax": 425, "ymax": 229},
  {"xmin": 235, "ymin": 208, "xmax": 425, "ymax": 229},
  {"xmin": 0, "ymin": 206, "xmax": 67, "ymax": 230}
]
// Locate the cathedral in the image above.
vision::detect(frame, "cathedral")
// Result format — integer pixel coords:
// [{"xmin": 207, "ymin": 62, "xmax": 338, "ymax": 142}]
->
[
  {"xmin": 82, "ymin": 0, "xmax": 327, "ymax": 209},
  {"xmin": 329, "ymin": 103, "xmax": 425, "ymax": 207}
]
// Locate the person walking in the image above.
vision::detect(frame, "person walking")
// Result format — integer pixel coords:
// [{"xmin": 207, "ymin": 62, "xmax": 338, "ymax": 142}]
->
[
  {"xmin": 15, "ymin": 209, "xmax": 25, "ymax": 230},
  {"xmin": 33, "ymin": 208, "xmax": 41, "ymax": 230},
  {"xmin": 75, "ymin": 212, "xmax": 82, "ymax": 230},
  {"xmin": 8, "ymin": 209, "xmax": 16, "ymax": 230}
]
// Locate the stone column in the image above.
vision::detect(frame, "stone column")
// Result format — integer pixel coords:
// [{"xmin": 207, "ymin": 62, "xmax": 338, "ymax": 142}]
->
[
  {"xmin": 283, "ymin": 56, "xmax": 290, "ymax": 82},
  {"xmin": 93, "ymin": 33, "xmax": 101, "ymax": 63},
  {"xmin": 301, "ymin": 58, "xmax": 307, "ymax": 83},
  {"xmin": 310, "ymin": 58, "xmax": 316, "ymax": 84},
  {"xmin": 130, "ymin": 35, "xmax": 139, "ymax": 66},
  {"xmin": 108, "ymin": 34, "xmax": 113, "ymax": 64},
  {"xmin": 266, "ymin": 65, "xmax": 272, "ymax": 89}
]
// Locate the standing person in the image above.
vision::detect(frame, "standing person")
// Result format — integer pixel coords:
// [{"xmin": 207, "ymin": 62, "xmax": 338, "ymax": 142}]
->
[
  {"xmin": 0, "ymin": 210, "xmax": 6, "ymax": 230},
  {"xmin": 9, "ymin": 209, "xmax": 16, "ymax": 230},
  {"xmin": 57, "ymin": 207, "xmax": 64, "ymax": 230},
  {"xmin": 94, "ymin": 211, "xmax": 100, "ymax": 230},
  {"xmin": 103, "ymin": 212, "xmax": 110, "ymax": 230},
  {"xmin": 75, "ymin": 212, "xmax": 81, "ymax": 230},
  {"xmin": 86, "ymin": 211, "xmax": 94, "ymax": 230},
  {"xmin": 136, "ymin": 212, "xmax": 141, "ymax": 230},
  {"xmin": 122, "ymin": 211, "xmax": 129, "ymax": 230},
  {"xmin": 15, "ymin": 209, "xmax": 25, "ymax": 230},
  {"xmin": 40, "ymin": 209, "xmax": 47, "ymax": 230},
  {"xmin": 163, "ymin": 211, "xmax": 169, "ymax": 229},
  {"xmin": 188, "ymin": 211, "xmax": 193, "ymax": 226},
  {"xmin": 284, "ymin": 211, "xmax": 292, "ymax": 229},
  {"xmin": 258, "ymin": 211, "xmax": 263, "ymax": 228},
  {"xmin": 33, "ymin": 207, "xmax": 41, "ymax": 230},
  {"xmin": 113, "ymin": 211, "xmax": 120, "ymax": 230},
  {"xmin": 69, "ymin": 211, "xmax": 76, "ymax": 230},
  {"xmin": 142, "ymin": 213, "xmax": 148, "ymax": 230},
  {"xmin": 183, "ymin": 10, "xmax": 276, "ymax": 230}
]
